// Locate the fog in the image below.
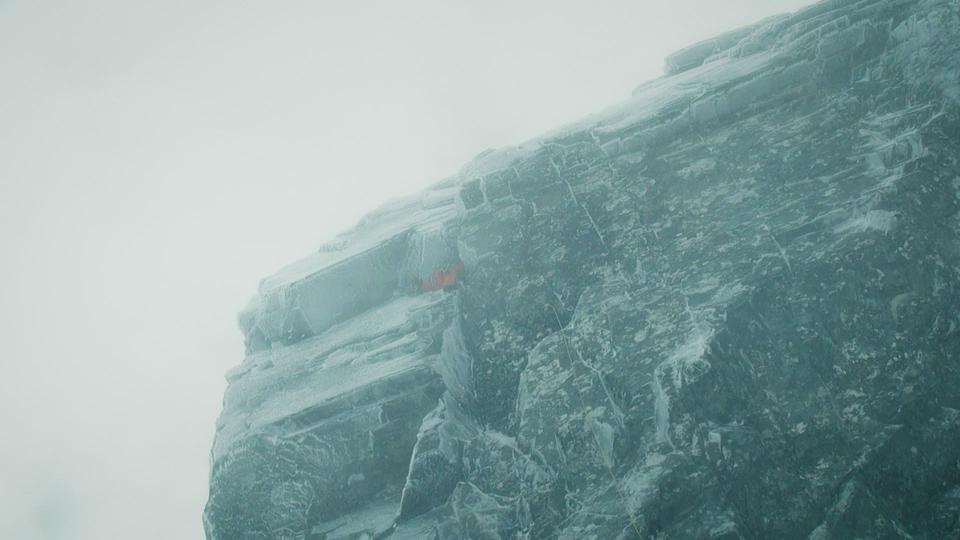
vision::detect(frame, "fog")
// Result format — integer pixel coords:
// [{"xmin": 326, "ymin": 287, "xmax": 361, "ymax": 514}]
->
[{"xmin": 0, "ymin": 1, "xmax": 813, "ymax": 538}]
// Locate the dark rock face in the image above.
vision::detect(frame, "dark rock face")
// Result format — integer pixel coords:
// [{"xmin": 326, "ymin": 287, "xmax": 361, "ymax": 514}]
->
[{"xmin": 205, "ymin": 0, "xmax": 960, "ymax": 538}]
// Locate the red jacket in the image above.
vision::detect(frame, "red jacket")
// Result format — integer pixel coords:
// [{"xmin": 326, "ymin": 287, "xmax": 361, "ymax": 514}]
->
[{"xmin": 421, "ymin": 261, "xmax": 465, "ymax": 291}]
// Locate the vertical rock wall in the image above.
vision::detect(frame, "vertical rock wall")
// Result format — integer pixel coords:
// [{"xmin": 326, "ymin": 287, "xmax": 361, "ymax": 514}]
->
[{"xmin": 206, "ymin": 0, "xmax": 960, "ymax": 538}]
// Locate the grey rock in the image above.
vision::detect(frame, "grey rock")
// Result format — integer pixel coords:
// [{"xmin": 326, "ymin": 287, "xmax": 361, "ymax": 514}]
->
[{"xmin": 205, "ymin": 0, "xmax": 960, "ymax": 538}]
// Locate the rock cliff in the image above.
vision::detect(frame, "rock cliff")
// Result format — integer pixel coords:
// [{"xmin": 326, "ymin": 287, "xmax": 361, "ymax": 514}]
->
[{"xmin": 204, "ymin": 0, "xmax": 960, "ymax": 538}]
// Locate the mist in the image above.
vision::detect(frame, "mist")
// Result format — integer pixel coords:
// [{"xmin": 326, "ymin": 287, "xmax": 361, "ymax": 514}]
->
[{"xmin": 0, "ymin": 1, "xmax": 814, "ymax": 538}]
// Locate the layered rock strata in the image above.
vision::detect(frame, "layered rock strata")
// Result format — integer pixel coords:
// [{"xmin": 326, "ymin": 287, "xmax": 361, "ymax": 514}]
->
[{"xmin": 205, "ymin": 1, "xmax": 960, "ymax": 538}]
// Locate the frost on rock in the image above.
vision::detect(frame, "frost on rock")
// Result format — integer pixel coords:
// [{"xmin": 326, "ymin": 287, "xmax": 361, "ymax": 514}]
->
[{"xmin": 206, "ymin": 1, "xmax": 960, "ymax": 538}]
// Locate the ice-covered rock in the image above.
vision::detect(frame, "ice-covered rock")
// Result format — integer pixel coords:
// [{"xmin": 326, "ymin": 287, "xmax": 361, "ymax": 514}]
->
[{"xmin": 206, "ymin": 0, "xmax": 960, "ymax": 538}]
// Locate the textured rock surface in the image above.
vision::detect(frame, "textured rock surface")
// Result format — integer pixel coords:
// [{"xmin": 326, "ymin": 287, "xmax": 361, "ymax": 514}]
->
[{"xmin": 205, "ymin": 0, "xmax": 960, "ymax": 538}]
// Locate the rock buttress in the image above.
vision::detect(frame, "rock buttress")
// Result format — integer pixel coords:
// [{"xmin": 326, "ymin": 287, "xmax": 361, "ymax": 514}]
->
[{"xmin": 206, "ymin": 1, "xmax": 960, "ymax": 538}]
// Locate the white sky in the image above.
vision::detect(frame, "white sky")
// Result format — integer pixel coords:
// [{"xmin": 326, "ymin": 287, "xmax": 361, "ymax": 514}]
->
[{"xmin": 0, "ymin": 1, "xmax": 814, "ymax": 538}]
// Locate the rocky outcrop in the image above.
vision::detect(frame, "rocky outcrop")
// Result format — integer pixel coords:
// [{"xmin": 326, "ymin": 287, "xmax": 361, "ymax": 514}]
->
[{"xmin": 205, "ymin": 0, "xmax": 960, "ymax": 538}]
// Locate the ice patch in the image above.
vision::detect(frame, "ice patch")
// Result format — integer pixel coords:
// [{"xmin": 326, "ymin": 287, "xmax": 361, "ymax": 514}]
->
[
  {"xmin": 652, "ymin": 324, "xmax": 714, "ymax": 447},
  {"xmin": 678, "ymin": 158, "xmax": 717, "ymax": 179},
  {"xmin": 622, "ymin": 452, "xmax": 668, "ymax": 508},
  {"xmin": 585, "ymin": 408, "xmax": 616, "ymax": 468},
  {"xmin": 438, "ymin": 318, "xmax": 475, "ymax": 409},
  {"xmin": 834, "ymin": 210, "xmax": 898, "ymax": 235},
  {"xmin": 652, "ymin": 368, "xmax": 673, "ymax": 446}
]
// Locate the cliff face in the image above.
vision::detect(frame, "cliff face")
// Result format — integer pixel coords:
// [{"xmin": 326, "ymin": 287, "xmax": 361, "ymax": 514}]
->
[{"xmin": 204, "ymin": 1, "xmax": 960, "ymax": 538}]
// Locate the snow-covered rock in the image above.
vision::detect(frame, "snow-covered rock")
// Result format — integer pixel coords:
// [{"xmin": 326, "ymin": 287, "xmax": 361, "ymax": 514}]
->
[{"xmin": 205, "ymin": 0, "xmax": 960, "ymax": 538}]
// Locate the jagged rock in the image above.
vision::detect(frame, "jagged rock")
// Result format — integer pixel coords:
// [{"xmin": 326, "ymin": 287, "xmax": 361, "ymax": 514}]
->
[
  {"xmin": 205, "ymin": 1, "xmax": 960, "ymax": 538},
  {"xmin": 397, "ymin": 399, "xmax": 470, "ymax": 521}
]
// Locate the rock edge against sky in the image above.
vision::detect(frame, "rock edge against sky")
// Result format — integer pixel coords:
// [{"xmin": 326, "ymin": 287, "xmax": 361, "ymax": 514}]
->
[{"xmin": 205, "ymin": 0, "xmax": 960, "ymax": 538}]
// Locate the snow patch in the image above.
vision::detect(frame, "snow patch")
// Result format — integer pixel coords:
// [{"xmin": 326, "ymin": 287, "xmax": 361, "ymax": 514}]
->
[
  {"xmin": 652, "ymin": 324, "xmax": 714, "ymax": 446},
  {"xmin": 834, "ymin": 210, "xmax": 898, "ymax": 235},
  {"xmin": 585, "ymin": 408, "xmax": 616, "ymax": 468},
  {"xmin": 678, "ymin": 158, "xmax": 717, "ymax": 179}
]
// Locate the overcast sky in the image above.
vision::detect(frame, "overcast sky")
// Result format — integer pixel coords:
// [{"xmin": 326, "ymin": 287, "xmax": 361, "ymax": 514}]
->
[{"xmin": 0, "ymin": 1, "xmax": 814, "ymax": 538}]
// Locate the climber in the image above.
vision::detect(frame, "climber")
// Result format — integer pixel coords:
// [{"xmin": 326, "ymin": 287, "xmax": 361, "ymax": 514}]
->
[{"xmin": 420, "ymin": 261, "xmax": 465, "ymax": 292}]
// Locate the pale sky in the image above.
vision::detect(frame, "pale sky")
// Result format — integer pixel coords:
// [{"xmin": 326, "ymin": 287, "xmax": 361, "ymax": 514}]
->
[{"xmin": 0, "ymin": 1, "xmax": 814, "ymax": 538}]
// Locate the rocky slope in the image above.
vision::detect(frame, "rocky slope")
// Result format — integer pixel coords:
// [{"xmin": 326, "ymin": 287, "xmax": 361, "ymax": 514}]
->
[{"xmin": 204, "ymin": 0, "xmax": 960, "ymax": 538}]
